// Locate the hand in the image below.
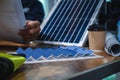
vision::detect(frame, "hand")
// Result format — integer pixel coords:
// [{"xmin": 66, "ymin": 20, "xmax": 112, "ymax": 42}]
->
[{"xmin": 18, "ymin": 20, "xmax": 41, "ymax": 41}]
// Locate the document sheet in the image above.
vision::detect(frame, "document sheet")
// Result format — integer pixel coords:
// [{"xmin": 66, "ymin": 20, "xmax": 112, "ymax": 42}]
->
[{"xmin": 0, "ymin": 0, "xmax": 26, "ymax": 42}]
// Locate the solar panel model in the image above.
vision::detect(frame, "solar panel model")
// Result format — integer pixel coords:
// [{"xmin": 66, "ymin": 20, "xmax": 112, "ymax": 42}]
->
[{"xmin": 32, "ymin": 0, "xmax": 104, "ymax": 47}]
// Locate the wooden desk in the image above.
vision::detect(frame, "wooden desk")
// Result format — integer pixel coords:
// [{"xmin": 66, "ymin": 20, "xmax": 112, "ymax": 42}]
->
[{"xmin": 0, "ymin": 40, "xmax": 120, "ymax": 80}]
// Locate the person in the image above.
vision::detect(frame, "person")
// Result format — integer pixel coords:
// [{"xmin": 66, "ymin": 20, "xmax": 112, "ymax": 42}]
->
[{"xmin": 18, "ymin": 0, "xmax": 45, "ymax": 41}]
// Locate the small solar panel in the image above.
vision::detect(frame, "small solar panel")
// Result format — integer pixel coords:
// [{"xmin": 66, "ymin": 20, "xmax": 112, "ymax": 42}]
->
[
  {"xmin": 15, "ymin": 46, "xmax": 102, "ymax": 63},
  {"xmin": 34, "ymin": 0, "xmax": 104, "ymax": 46}
]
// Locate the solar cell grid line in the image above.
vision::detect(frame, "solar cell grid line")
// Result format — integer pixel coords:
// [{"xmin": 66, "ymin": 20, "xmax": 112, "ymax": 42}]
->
[
  {"xmin": 40, "ymin": 0, "xmax": 64, "ymax": 39},
  {"xmin": 46, "ymin": 0, "xmax": 75, "ymax": 41},
  {"xmin": 58, "ymin": 0, "xmax": 85, "ymax": 42},
  {"xmin": 55, "ymin": 0, "xmax": 84, "ymax": 42},
  {"xmin": 74, "ymin": 0, "xmax": 97, "ymax": 43},
  {"xmin": 48, "ymin": 0, "xmax": 76, "ymax": 41},
  {"xmin": 42, "ymin": 0, "xmax": 70, "ymax": 40},
  {"xmin": 69, "ymin": 0, "xmax": 97, "ymax": 43},
  {"xmin": 53, "ymin": 0, "xmax": 81, "ymax": 41},
  {"xmin": 41, "ymin": 0, "xmax": 70, "ymax": 40},
  {"xmin": 62, "ymin": 0, "xmax": 89, "ymax": 42},
  {"xmin": 68, "ymin": 0, "xmax": 94, "ymax": 43},
  {"xmin": 74, "ymin": 0, "xmax": 104, "ymax": 43}
]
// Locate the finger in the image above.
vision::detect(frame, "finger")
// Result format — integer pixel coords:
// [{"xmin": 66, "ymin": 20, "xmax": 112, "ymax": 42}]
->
[
  {"xmin": 29, "ymin": 26, "xmax": 40, "ymax": 34},
  {"xmin": 19, "ymin": 27, "xmax": 40, "ymax": 39},
  {"xmin": 26, "ymin": 21, "xmax": 40, "ymax": 29},
  {"xmin": 18, "ymin": 29, "xmax": 29, "ymax": 36},
  {"xmin": 21, "ymin": 34, "xmax": 38, "ymax": 41}
]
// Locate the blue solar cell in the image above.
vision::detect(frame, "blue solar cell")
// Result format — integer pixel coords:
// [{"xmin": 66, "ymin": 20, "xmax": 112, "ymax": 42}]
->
[
  {"xmin": 16, "ymin": 47, "xmax": 25, "ymax": 54},
  {"xmin": 32, "ymin": 48, "xmax": 44, "ymax": 59},
  {"xmin": 43, "ymin": 49, "xmax": 55, "ymax": 58},
  {"xmin": 85, "ymin": 50, "xmax": 94, "ymax": 55},
  {"xmin": 76, "ymin": 48, "xmax": 94, "ymax": 56},
  {"xmin": 60, "ymin": 46, "xmax": 93, "ymax": 56},
  {"xmin": 60, "ymin": 46, "xmax": 78, "ymax": 51},
  {"xmin": 24, "ymin": 48, "xmax": 33, "ymax": 59},
  {"xmin": 54, "ymin": 48, "xmax": 76, "ymax": 57},
  {"xmin": 49, "ymin": 48, "xmax": 62, "ymax": 57}
]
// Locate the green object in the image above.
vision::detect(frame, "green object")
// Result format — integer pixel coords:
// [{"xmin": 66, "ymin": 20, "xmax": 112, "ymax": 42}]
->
[
  {"xmin": 0, "ymin": 53, "xmax": 25, "ymax": 71},
  {"xmin": 103, "ymin": 74, "xmax": 116, "ymax": 80},
  {"xmin": 0, "ymin": 53, "xmax": 26, "ymax": 79}
]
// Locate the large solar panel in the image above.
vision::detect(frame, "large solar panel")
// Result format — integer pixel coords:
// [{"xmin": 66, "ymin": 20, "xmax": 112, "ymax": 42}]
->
[{"xmin": 33, "ymin": 0, "xmax": 104, "ymax": 46}]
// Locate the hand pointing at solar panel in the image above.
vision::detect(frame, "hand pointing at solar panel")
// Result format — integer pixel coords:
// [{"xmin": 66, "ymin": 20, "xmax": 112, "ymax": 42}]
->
[
  {"xmin": 18, "ymin": 0, "xmax": 45, "ymax": 41},
  {"xmin": 18, "ymin": 20, "xmax": 41, "ymax": 41}
]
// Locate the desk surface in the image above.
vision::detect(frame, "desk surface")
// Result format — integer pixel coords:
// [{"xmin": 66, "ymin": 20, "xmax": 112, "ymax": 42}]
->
[{"xmin": 0, "ymin": 40, "xmax": 120, "ymax": 80}]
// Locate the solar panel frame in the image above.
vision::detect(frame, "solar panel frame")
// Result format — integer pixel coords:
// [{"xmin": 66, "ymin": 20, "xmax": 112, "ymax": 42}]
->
[{"xmin": 32, "ymin": 0, "xmax": 104, "ymax": 47}]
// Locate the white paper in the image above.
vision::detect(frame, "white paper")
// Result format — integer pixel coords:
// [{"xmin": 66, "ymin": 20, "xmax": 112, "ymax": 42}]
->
[{"xmin": 0, "ymin": 0, "xmax": 26, "ymax": 42}]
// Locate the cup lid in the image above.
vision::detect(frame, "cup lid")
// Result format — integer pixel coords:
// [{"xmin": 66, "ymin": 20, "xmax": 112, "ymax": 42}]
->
[{"xmin": 88, "ymin": 24, "xmax": 105, "ymax": 31}]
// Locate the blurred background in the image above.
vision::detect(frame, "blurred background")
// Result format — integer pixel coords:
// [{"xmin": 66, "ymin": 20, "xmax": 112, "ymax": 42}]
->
[{"xmin": 39, "ymin": 0, "xmax": 58, "ymax": 18}]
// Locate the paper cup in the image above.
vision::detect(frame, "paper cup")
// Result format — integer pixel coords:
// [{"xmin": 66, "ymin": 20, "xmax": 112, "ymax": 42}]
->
[{"xmin": 88, "ymin": 31, "xmax": 106, "ymax": 51}]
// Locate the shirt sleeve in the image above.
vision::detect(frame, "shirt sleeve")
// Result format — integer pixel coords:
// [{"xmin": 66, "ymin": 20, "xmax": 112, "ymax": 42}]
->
[{"xmin": 24, "ymin": 0, "xmax": 45, "ymax": 23}]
